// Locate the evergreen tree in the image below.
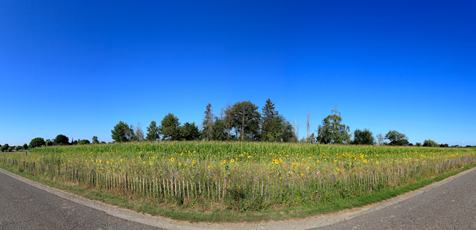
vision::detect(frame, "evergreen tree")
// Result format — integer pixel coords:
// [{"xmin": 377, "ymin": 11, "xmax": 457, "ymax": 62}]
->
[
  {"xmin": 261, "ymin": 99, "xmax": 281, "ymax": 141},
  {"xmin": 146, "ymin": 121, "xmax": 160, "ymax": 141},
  {"xmin": 202, "ymin": 103, "xmax": 214, "ymax": 141},
  {"xmin": 111, "ymin": 121, "xmax": 130, "ymax": 142}
]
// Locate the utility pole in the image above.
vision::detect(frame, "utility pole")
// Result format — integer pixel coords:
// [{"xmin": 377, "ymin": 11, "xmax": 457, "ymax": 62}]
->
[{"xmin": 332, "ymin": 104, "xmax": 340, "ymax": 116}]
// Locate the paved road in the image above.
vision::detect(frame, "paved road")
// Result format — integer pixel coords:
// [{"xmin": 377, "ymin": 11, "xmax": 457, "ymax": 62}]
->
[
  {"xmin": 0, "ymin": 170, "xmax": 162, "ymax": 230},
  {"xmin": 1, "ymin": 167, "xmax": 476, "ymax": 230},
  {"xmin": 312, "ymin": 167, "xmax": 476, "ymax": 230}
]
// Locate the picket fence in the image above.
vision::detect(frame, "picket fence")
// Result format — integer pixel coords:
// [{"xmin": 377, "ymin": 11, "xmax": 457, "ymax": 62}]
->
[{"xmin": 2, "ymin": 156, "xmax": 475, "ymax": 203}]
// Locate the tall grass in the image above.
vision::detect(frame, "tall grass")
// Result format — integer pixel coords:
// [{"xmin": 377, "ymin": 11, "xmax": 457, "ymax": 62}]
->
[{"xmin": 1, "ymin": 141, "xmax": 475, "ymax": 212}]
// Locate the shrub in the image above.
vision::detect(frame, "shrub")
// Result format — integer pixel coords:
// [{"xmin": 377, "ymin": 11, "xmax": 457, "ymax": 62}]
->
[
  {"xmin": 29, "ymin": 137, "xmax": 45, "ymax": 149},
  {"xmin": 77, "ymin": 139, "xmax": 91, "ymax": 145}
]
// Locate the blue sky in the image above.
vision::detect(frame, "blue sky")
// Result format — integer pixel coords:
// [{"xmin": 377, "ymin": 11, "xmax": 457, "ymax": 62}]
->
[{"xmin": 1, "ymin": 0, "xmax": 475, "ymax": 146}]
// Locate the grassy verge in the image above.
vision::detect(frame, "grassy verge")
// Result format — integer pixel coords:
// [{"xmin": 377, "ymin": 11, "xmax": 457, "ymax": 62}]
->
[{"xmin": 1, "ymin": 162, "xmax": 475, "ymax": 223}]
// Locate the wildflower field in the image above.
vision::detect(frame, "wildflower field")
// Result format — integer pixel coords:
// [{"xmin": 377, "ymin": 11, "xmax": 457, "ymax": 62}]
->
[{"xmin": 1, "ymin": 141, "xmax": 476, "ymax": 214}]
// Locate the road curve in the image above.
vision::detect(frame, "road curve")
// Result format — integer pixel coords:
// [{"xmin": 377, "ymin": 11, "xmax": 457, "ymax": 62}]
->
[
  {"xmin": 1, "ymin": 166, "xmax": 476, "ymax": 230},
  {"xmin": 312, "ymin": 167, "xmax": 476, "ymax": 230}
]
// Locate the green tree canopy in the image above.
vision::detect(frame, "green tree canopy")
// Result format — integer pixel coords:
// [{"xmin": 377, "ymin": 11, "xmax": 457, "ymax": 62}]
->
[
  {"xmin": 146, "ymin": 121, "xmax": 160, "ymax": 141},
  {"xmin": 316, "ymin": 113, "xmax": 350, "ymax": 144},
  {"xmin": 385, "ymin": 130, "xmax": 409, "ymax": 146},
  {"xmin": 111, "ymin": 121, "xmax": 131, "ymax": 142},
  {"xmin": 29, "ymin": 137, "xmax": 45, "ymax": 148},
  {"xmin": 23, "ymin": 143, "xmax": 28, "ymax": 150},
  {"xmin": 1, "ymin": 144, "xmax": 9, "ymax": 152},
  {"xmin": 180, "ymin": 122, "xmax": 201, "ymax": 141},
  {"xmin": 159, "ymin": 113, "xmax": 181, "ymax": 141},
  {"xmin": 352, "ymin": 129, "xmax": 375, "ymax": 145},
  {"xmin": 212, "ymin": 117, "xmax": 228, "ymax": 141},
  {"xmin": 54, "ymin": 134, "xmax": 69, "ymax": 145},
  {"xmin": 230, "ymin": 101, "xmax": 261, "ymax": 141}
]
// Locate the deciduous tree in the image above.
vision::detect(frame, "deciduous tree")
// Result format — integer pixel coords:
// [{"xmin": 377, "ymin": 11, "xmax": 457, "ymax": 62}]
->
[
  {"xmin": 159, "ymin": 113, "xmax": 181, "ymax": 141},
  {"xmin": 230, "ymin": 101, "xmax": 261, "ymax": 141},
  {"xmin": 316, "ymin": 112, "xmax": 350, "ymax": 144},
  {"xmin": 54, "ymin": 134, "xmax": 69, "ymax": 145},
  {"xmin": 385, "ymin": 130, "xmax": 409, "ymax": 146},
  {"xmin": 351, "ymin": 129, "xmax": 375, "ymax": 145},
  {"xmin": 92, "ymin": 136, "xmax": 99, "ymax": 144},
  {"xmin": 29, "ymin": 137, "xmax": 45, "ymax": 148}
]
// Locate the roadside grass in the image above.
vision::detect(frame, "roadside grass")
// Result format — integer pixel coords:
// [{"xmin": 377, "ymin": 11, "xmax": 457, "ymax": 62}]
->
[{"xmin": 1, "ymin": 161, "xmax": 475, "ymax": 223}]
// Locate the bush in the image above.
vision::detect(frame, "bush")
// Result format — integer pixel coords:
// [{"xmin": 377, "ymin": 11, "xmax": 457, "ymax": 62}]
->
[
  {"xmin": 416, "ymin": 142, "xmax": 421, "ymax": 147},
  {"xmin": 423, "ymin": 139, "xmax": 439, "ymax": 147},
  {"xmin": 14, "ymin": 146, "xmax": 22, "ymax": 151},
  {"xmin": 29, "ymin": 137, "xmax": 45, "ymax": 149},
  {"xmin": 77, "ymin": 139, "xmax": 91, "ymax": 145}
]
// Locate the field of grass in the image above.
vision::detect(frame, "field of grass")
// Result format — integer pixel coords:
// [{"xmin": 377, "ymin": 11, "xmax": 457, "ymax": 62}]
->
[{"xmin": 1, "ymin": 141, "xmax": 475, "ymax": 221}]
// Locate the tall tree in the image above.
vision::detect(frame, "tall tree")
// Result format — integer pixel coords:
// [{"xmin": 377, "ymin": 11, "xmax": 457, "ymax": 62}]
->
[
  {"xmin": 146, "ymin": 121, "xmax": 160, "ymax": 141},
  {"xmin": 316, "ymin": 106, "xmax": 350, "ymax": 144},
  {"xmin": 159, "ymin": 113, "xmax": 181, "ymax": 141},
  {"xmin": 230, "ymin": 101, "xmax": 261, "ymax": 141},
  {"xmin": 261, "ymin": 99, "xmax": 282, "ymax": 142},
  {"xmin": 111, "ymin": 121, "xmax": 130, "ymax": 142},
  {"xmin": 385, "ymin": 130, "xmax": 409, "ymax": 146},
  {"xmin": 202, "ymin": 103, "xmax": 214, "ymax": 141},
  {"xmin": 92, "ymin": 136, "xmax": 99, "ymax": 144},
  {"xmin": 351, "ymin": 129, "xmax": 375, "ymax": 145}
]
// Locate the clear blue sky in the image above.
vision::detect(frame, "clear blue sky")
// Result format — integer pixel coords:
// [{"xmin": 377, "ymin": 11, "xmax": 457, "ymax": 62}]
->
[{"xmin": 1, "ymin": 0, "xmax": 475, "ymax": 146}]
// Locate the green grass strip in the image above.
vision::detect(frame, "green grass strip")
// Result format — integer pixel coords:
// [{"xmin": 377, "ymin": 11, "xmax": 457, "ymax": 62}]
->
[{"xmin": 1, "ymin": 162, "xmax": 475, "ymax": 223}]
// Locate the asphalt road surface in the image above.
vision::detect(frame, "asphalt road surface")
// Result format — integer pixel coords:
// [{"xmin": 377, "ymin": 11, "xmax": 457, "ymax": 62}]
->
[
  {"xmin": 313, "ymin": 167, "xmax": 476, "ymax": 230},
  {"xmin": 0, "ymin": 170, "xmax": 162, "ymax": 230},
  {"xmin": 1, "ymin": 166, "xmax": 476, "ymax": 230}
]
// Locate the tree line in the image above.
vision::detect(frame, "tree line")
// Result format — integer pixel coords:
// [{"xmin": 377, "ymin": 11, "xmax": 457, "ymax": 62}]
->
[{"xmin": 2, "ymin": 99, "xmax": 467, "ymax": 151}]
